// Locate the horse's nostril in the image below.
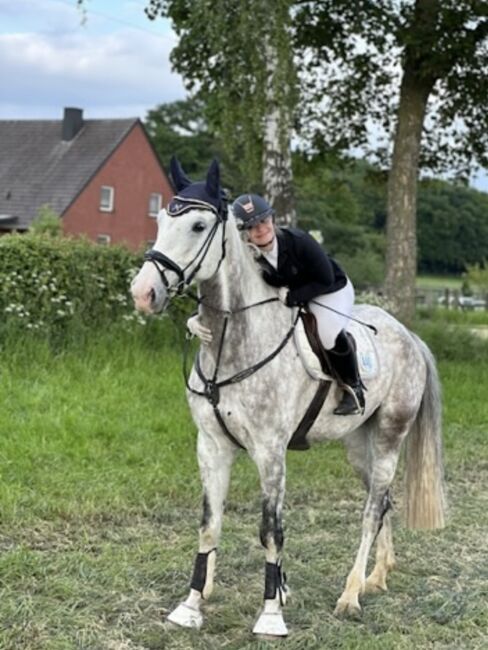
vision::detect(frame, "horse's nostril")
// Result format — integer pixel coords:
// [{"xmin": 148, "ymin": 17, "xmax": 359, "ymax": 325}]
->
[{"xmin": 149, "ymin": 288, "xmax": 156, "ymax": 304}]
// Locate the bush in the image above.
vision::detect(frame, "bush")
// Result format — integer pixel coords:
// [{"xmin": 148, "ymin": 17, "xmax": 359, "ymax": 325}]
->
[
  {"xmin": 0, "ymin": 234, "xmax": 145, "ymax": 339},
  {"xmin": 413, "ymin": 320, "xmax": 488, "ymax": 363},
  {"xmin": 30, "ymin": 204, "xmax": 62, "ymax": 237}
]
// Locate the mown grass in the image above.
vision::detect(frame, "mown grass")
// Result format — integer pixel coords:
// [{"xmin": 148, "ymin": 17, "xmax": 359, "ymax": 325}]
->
[
  {"xmin": 416, "ymin": 275, "xmax": 462, "ymax": 290},
  {"xmin": 0, "ymin": 320, "xmax": 487, "ymax": 649}
]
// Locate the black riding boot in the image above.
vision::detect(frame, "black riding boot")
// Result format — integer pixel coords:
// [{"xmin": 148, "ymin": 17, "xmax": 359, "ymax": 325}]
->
[{"xmin": 328, "ymin": 331, "xmax": 366, "ymax": 416}]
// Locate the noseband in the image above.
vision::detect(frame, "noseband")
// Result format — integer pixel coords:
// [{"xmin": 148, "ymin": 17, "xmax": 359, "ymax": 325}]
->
[{"xmin": 144, "ymin": 198, "xmax": 228, "ymax": 295}]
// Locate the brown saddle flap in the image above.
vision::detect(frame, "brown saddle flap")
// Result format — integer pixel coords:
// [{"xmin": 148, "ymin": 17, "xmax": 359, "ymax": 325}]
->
[
  {"xmin": 300, "ymin": 311, "xmax": 357, "ymax": 380},
  {"xmin": 300, "ymin": 311, "xmax": 333, "ymax": 376}
]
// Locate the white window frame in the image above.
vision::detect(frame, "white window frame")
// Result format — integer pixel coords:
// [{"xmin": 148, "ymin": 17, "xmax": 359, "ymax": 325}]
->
[
  {"xmin": 97, "ymin": 234, "xmax": 111, "ymax": 245},
  {"xmin": 148, "ymin": 192, "xmax": 162, "ymax": 217},
  {"xmin": 99, "ymin": 186, "xmax": 114, "ymax": 212}
]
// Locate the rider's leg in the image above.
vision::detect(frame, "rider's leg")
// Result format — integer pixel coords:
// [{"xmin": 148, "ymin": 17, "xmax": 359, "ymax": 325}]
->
[
  {"xmin": 328, "ymin": 331, "xmax": 366, "ymax": 415},
  {"xmin": 308, "ymin": 279, "xmax": 365, "ymax": 415}
]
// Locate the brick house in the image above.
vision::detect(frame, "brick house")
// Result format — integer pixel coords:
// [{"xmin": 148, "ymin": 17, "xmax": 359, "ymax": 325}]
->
[{"xmin": 0, "ymin": 108, "xmax": 173, "ymax": 250}]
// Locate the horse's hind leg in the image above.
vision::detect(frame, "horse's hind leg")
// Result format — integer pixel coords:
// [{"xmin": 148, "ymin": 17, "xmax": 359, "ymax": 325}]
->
[
  {"xmin": 251, "ymin": 446, "xmax": 288, "ymax": 637},
  {"xmin": 167, "ymin": 430, "xmax": 235, "ymax": 629},
  {"xmin": 335, "ymin": 416, "xmax": 412, "ymax": 617},
  {"xmin": 343, "ymin": 427, "xmax": 396, "ymax": 595},
  {"xmin": 364, "ymin": 509, "xmax": 396, "ymax": 593}
]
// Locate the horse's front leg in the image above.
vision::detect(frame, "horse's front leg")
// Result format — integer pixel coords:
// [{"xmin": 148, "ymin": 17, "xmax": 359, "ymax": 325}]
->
[
  {"xmin": 167, "ymin": 430, "xmax": 235, "ymax": 629},
  {"xmin": 252, "ymin": 447, "xmax": 288, "ymax": 637}
]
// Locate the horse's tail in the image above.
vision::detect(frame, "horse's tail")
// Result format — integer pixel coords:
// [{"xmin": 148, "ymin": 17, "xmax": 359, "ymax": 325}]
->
[{"xmin": 404, "ymin": 334, "xmax": 446, "ymax": 530}]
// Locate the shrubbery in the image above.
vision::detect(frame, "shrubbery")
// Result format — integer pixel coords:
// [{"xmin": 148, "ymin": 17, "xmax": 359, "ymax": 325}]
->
[{"xmin": 0, "ymin": 234, "xmax": 145, "ymax": 337}]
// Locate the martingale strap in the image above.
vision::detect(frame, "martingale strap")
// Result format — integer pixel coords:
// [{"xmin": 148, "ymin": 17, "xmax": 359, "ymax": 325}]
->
[{"xmin": 185, "ymin": 308, "xmax": 330, "ymax": 452}]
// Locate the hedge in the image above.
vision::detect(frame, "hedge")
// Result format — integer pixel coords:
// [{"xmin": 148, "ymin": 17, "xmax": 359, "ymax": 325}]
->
[{"xmin": 0, "ymin": 234, "xmax": 145, "ymax": 335}]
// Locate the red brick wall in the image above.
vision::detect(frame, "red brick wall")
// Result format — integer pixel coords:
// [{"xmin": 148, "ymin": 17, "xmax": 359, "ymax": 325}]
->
[{"xmin": 62, "ymin": 123, "xmax": 173, "ymax": 251}]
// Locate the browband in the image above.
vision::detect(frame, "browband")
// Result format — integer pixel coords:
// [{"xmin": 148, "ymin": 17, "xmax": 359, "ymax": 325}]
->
[{"xmin": 167, "ymin": 196, "xmax": 219, "ymax": 218}]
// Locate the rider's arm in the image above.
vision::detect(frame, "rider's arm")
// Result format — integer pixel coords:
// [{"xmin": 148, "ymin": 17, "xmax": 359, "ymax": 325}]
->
[{"xmin": 286, "ymin": 232, "xmax": 337, "ymax": 306}]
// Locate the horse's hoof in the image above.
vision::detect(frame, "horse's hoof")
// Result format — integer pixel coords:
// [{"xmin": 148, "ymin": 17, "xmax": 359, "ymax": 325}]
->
[
  {"xmin": 364, "ymin": 575, "xmax": 388, "ymax": 594},
  {"xmin": 333, "ymin": 597, "xmax": 362, "ymax": 619},
  {"xmin": 167, "ymin": 602, "xmax": 203, "ymax": 629},
  {"xmin": 253, "ymin": 611, "xmax": 288, "ymax": 637}
]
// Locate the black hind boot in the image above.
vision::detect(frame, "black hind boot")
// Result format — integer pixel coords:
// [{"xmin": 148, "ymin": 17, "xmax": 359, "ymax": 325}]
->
[{"xmin": 328, "ymin": 331, "xmax": 365, "ymax": 416}]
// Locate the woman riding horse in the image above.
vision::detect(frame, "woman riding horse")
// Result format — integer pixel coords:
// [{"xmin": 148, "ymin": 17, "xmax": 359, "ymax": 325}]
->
[{"xmin": 189, "ymin": 193, "xmax": 365, "ymax": 415}]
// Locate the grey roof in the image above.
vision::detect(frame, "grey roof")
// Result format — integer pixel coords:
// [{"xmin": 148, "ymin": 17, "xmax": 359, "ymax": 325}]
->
[{"xmin": 0, "ymin": 117, "xmax": 138, "ymax": 229}]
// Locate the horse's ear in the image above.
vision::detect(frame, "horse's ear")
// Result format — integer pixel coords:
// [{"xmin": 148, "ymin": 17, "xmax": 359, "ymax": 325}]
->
[
  {"xmin": 205, "ymin": 158, "xmax": 220, "ymax": 199},
  {"xmin": 170, "ymin": 156, "xmax": 192, "ymax": 192}
]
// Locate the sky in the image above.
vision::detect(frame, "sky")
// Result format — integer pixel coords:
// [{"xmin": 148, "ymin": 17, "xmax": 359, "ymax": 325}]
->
[
  {"xmin": 0, "ymin": 0, "xmax": 186, "ymax": 120},
  {"xmin": 1, "ymin": 0, "xmax": 487, "ymax": 192}
]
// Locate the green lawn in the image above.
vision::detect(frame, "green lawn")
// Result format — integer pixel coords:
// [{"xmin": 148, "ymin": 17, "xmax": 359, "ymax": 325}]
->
[
  {"xmin": 416, "ymin": 275, "xmax": 463, "ymax": 290},
  {"xmin": 0, "ymin": 324, "xmax": 487, "ymax": 649}
]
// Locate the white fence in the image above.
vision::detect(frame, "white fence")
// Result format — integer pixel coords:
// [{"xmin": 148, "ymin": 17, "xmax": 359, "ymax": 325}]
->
[{"xmin": 416, "ymin": 288, "xmax": 488, "ymax": 310}]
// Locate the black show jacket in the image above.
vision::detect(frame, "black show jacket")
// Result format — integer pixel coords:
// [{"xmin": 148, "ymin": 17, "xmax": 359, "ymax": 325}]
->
[{"xmin": 258, "ymin": 227, "xmax": 348, "ymax": 306}]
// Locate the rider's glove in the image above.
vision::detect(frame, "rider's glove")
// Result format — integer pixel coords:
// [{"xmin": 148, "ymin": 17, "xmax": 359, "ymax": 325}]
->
[{"xmin": 186, "ymin": 314, "xmax": 213, "ymax": 345}]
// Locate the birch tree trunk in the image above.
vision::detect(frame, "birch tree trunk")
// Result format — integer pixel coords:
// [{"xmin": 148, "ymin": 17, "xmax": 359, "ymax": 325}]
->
[{"xmin": 262, "ymin": 44, "xmax": 296, "ymax": 227}]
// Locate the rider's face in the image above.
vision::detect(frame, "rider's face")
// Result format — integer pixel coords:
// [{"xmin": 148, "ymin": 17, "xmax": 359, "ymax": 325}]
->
[{"xmin": 247, "ymin": 216, "xmax": 275, "ymax": 251}]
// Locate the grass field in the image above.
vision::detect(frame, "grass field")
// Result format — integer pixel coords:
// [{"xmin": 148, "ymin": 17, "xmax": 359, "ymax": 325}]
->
[
  {"xmin": 0, "ymin": 321, "xmax": 487, "ymax": 649},
  {"xmin": 416, "ymin": 275, "xmax": 463, "ymax": 290}
]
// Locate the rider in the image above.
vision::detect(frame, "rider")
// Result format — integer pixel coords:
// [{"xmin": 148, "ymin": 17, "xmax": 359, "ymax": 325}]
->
[{"xmin": 231, "ymin": 193, "xmax": 365, "ymax": 416}]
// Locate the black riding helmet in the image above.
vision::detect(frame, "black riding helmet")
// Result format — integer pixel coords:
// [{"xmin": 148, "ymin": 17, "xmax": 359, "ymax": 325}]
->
[{"xmin": 232, "ymin": 194, "xmax": 275, "ymax": 230}]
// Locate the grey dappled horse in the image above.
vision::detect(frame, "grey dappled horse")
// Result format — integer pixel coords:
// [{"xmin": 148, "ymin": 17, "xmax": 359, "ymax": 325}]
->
[{"xmin": 131, "ymin": 159, "xmax": 445, "ymax": 637}]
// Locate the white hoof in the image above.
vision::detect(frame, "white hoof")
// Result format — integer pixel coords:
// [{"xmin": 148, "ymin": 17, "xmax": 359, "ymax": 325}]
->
[
  {"xmin": 167, "ymin": 602, "xmax": 203, "ymax": 629},
  {"xmin": 253, "ymin": 611, "xmax": 288, "ymax": 637}
]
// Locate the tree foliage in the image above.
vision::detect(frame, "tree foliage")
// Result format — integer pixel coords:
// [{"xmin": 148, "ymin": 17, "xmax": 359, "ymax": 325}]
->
[
  {"xmin": 295, "ymin": 0, "xmax": 488, "ymax": 178},
  {"xmin": 145, "ymin": 98, "xmax": 247, "ymax": 192},
  {"xmin": 31, "ymin": 204, "xmax": 62, "ymax": 237},
  {"xmin": 417, "ymin": 181, "xmax": 488, "ymax": 273},
  {"xmin": 145, "ymin": 0, "xmax": 297, "ymax": 190}
]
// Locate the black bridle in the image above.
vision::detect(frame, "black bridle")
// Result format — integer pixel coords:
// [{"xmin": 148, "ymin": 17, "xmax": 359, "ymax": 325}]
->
[{"xmin": 144, "ymin": 198, "xmax": 228, "ymax": 296}]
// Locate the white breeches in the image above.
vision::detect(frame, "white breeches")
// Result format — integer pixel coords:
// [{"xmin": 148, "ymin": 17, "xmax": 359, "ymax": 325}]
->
[{"xmin": 307, "ymin": 279, "xmax": 355, "ymax": 350}]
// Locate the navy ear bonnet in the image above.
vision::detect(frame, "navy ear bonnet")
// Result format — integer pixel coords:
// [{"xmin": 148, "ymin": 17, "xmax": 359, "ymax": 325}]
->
[{"xmin": 168, "ymin": 157, "xmax": 228, "ymax": 220}]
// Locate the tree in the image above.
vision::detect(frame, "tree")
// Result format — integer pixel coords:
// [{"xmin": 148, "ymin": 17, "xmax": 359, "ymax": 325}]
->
[
  {"xmin": 145, "ymin": 98, "xmax": 250, "ymax": 192},
  {"xmin": 295, "ymin": 0, "xmax": 488, "ymax": 323},
  {"xmin": 145, "ymin": 0, "xmax": 298, "ymax": 224},
  {"xmin": 417, "ymin": 181, "xmax": 488, "ymax": 273},
  {"xmin": 31, "ymin": 205, "xmax": 62, "ymax": 237},
  {"xmin": 145, "ymin": 98, "xmax": 220, "ymax": 178}
]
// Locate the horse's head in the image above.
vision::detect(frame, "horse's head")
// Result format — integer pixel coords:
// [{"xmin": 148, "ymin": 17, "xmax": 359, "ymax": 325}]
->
[{"xmin": 131, "ymin": 157, "xmax": 228, "ymax": 314}]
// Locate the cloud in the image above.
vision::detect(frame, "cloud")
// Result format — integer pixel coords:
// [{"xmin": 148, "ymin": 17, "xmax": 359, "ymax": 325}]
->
[{"xmin": 0, "ymin": 1, "xmax": 186, "ymax": 119}]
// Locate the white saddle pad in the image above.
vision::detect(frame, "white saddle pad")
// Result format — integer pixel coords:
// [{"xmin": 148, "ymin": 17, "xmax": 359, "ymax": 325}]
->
[{"xmin": 293, "ymin": 311, "xmax": 379, "ymax": 382}]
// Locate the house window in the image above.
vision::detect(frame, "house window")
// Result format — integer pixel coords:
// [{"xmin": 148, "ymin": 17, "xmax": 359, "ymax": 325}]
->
[
  {"xmin": 97, "ymin": 234, "xmax": 111, "ymax": 245},
  {"xmin": 148, "ymin": 192, "xmax": 162, "ymax": 217},
  {"xmin": 100, "ymin": 186, "xmax": 114, "ymax": 212}
]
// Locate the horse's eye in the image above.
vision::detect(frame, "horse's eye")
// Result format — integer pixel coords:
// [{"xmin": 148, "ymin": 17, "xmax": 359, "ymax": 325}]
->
[{"xmin": 192, "ymin": 221, "xmax": 206, "ymax": 233}]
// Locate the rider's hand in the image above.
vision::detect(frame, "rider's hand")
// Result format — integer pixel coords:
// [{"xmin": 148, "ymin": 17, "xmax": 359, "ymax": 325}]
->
[
  {"xmin": 186, "ymin": 314, "xmax": 213, "ymax": 345},
  {"xmin": 278, "ymin": 287, "xmax": 290, "ymax": 305}
]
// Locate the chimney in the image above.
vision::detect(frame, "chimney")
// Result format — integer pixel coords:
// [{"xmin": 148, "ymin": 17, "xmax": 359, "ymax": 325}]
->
[{"xmin": 62, "ymin": 107, "xmax": 84, "ymax": 141}]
